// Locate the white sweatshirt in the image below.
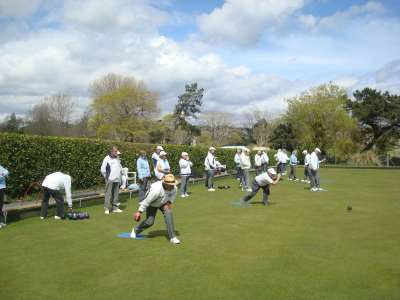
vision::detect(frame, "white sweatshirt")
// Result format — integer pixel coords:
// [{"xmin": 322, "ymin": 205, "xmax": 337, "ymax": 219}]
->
[
  {"xmin": 42, "ymin": 172, "xmax": 72, "ymax": 207},
  {"xmin": 254, "ymin": 154, "xmax": 262, "ymax": 167},
  {"xmin": 261, "ymin": 152, "xmax": 269, "ymax": 164},
  {"xmin": 204, "ymin": 152, "xmax": 216, "ymax": 170},
  {"xmin": 100, "ymin": 155, "xmax": 122, "ymax": 182},
  {"xmin": 240, "ymin": 153, "xmax": 251, "ymax": 169},
  {"xmin": 309, "ymin": 152, "xmax": 320, "ymax": 170},
  {"xmin": 304, "ymin": 153, "xmax": 311, "ymax": 166},
  {"xmin": 138, "ymin": 181, "xmax": 177, "ymax": 212},
  {"xmin": 179, "ymin": 158, "xmax": 192, "ymax": 176},
  {"xmin": 255, "ymin": 172, "xmax": 274, "ymax": 186}
]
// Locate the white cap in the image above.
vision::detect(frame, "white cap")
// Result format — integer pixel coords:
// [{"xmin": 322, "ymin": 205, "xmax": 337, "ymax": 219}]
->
[
  {"xmin": 267, "ymin": 168, "xmax": 277, "ymax": 175},
  {"xmin": 159, "ymin": 151, "xmax": 167, "ymax": 156},
  {"xmin": 156, "ymin": 145, "xmax": 164, "ymax": 151},
  {"xmin": 116, "ymin": 150, "xmax": 122, "ymax": 155},
  {"xmin": 181, "ymin": 152, "xmax": 188, "ymax": 156},
  {"xmin": 302, "ymin": 150, "xmax": 307, "ymax": 155},
  {"xmin": 209, "ymin": 147, "xmax": 216, "ymax": 151},
  {"xmin": 244, "ymin": 148, "xmax": 250, "ymax": 152},
  {"xmin": 315, "ymin": 147, "xmax": 321, "ymax": 153}
]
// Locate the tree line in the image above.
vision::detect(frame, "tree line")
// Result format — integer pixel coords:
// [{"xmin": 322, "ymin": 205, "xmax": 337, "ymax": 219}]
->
[{"xmin": 1, "ymin": 73, "xmax": 399, "ymax": 161}]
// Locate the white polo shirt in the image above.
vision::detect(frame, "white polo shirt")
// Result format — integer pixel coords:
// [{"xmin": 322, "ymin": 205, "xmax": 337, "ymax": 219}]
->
[
  {"xmin": 138, "ymin": 181, "xmax": 177, "ymax": 212},
  {"xmin": 42, "ymin": 172, "xmax": 72, "ymax": 207},
  {"xmin": 255, "ymin": 172, "xmax": 274, "ymax": 187}
]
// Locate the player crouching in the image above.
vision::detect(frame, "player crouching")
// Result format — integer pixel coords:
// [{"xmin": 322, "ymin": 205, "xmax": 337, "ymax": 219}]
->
[{"xmin": 131, "ymin": 174, "xmax": 180, "ymax": 244}]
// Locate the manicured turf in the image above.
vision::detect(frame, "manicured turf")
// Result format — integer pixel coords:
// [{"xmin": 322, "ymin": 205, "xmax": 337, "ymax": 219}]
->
[{"xmin": 1, "ymin": 168, "xmax": 399, "ymax": 300}]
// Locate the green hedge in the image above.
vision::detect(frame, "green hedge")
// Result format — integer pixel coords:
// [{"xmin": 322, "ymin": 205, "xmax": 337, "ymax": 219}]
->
[
  {"xmin": 0, "ymin": 133, "xmax": 239, "ymax": 199},
  {"xmin": 0, "ymin": 133, "xmax": 286, "ymax": 200}
]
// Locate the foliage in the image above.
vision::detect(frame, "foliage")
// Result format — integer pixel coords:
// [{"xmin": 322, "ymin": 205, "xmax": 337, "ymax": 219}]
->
[
  {"xmin": 269, "ymin": 122, "xmax": 298, "ymax": 151},
  {"xmin": 347, "ymin": 88, "xmax": 400, "ymax": 153},
  {"xmin": 348, "ymin": 151, "xmax": 382, "ymax": 166},
  {"xmin": 173, "ymin": 83, "xmax": 204, "ymax": 141},
  {"xmin": 285, "ymin": 83, "xmax": 359, "ymax": 159},
  {"xmin": 88, "ymin": 83, "xmax": 159, "ymax": 142},
  {"xmin": 0, "ymin": 113, "xmax": 24, "ymax": 133}
]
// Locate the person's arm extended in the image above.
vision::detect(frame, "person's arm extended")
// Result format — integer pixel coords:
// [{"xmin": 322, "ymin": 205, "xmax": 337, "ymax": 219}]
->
[
  {"xmin": 100, "ymin": 157, "xmax": 108, "ymax": 177},
  {"xmin": 134, "ymin": 187, "xmax": 158, "ymax": 221}
]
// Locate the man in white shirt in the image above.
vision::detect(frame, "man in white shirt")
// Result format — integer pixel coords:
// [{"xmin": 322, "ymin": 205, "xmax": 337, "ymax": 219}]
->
[
  {"xmin": 239, "ymin": 168, "xmax": 281, "ymax": 206},
  {"xmin": 100, "ymin": 146, "xmax": 123, "ymax": 214},
  {"xmin": 204, "ymin": 147, "xmax": 217, "ymax": 191},
  {"xmin": 40, "ymin": 172, "xmax": 73, "ymax": 220},
  {"xmin": 309, "ymin": 148, "xmax": 323, "ymax": 191},
  {"xmin": 254, "ymin": 150, "xmax": 263, "ymax": 175},
  {"xmin": 261, "ymin": 150, "xmax": 269, "ymax": 172},
  {"xmin": 131, "ymin": 174, "xmax": 180, "ymax": 244},
  {"xmin": 276, "ymin": 149, "xmax": 289, "ymax": 175},
  {"xmin": 301, "ymin": 150, "xmax": 311, "ymax": 183},
  {"xmin": 179, "ymin": 152, "xmax": 193, "ymax": 198},
  {"xmin": 240, "ymin": 148, "xmax": 252, "ymax": 191}
]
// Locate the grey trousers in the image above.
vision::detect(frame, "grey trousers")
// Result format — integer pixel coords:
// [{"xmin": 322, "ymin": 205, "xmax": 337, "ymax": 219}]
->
[
  {"xmin": 135, "ymin": 206, "xmax": 176, "ymax": 239},
  {"xmin": 41, "ymin": 188, "xmax": 65, "ymax": 218},
  {"xmin": 261, "ymin": 163, "xmax": 268, "ymax": 172},
  {"xmin": 104, "ymin": 181, "xmax": 120, "ymax": 210},
  {"xmin": 309, "ymin": 169, "xmax": 320, "ymax": 188},
  {"xmin": 241, "ymin": 169, "xmax": 250, "ymax": 189},
  {"xmin": 205, "ymin": 170, "xmax": 214, "ymax": 189},
  {"xmin": 303, "ymin": 166, "xmax": 309, "ymax": 180},
  {"xmin": 255, "ymin": 166, "xmax": 262, "ymax": 175},
  {"xmin": 180, "ymin": 175, "xmax": 190, "ymax": 195},
  {"xmin": 138, "ymin": 177, "xmax": 150, "ymax": 202},
  {"xmin": 236, "ymin": 165, "xmax": 242, "ymax": 180},
  {"xmin": 241, "ymin": 180, "xmax": 270, "ymax": 204},
  {"xmin": 289, "ymin": 165, "xmax": 297, "ymax": 179}
]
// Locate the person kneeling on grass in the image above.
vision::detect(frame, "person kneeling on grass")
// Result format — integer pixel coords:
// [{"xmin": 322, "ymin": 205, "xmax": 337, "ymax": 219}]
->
[
  {"xmin": 131, "ymin": 174, "xmax": 180, "ymax": 244},
  {"xmin": 239, "ymin": 168, "xmax": 281, "ymax": 206},
  {"xmin": 40, "ymin": 172, "xmax": 73, "ymax": 220}
]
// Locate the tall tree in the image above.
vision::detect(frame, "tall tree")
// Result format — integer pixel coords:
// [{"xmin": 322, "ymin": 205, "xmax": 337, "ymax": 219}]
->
[
  {"xmin": 25, "ymin": 102, "xmax": 53, "ymax": 135},
  {"xmin": 88, "ymin": 77, "xmax": 159, "ymax": 142},
  {"xmin": 285, "ymin": 83, "xmax": 359, "ymax": 159},
  {"xmin": 346, "ymin": 88, "xmax": 400, "ymax": 153},
  {"xmin": 173, "ymin": 83, "xmax": 204, "ymax": 142},
  {"xmin": 200, "ymin": 111, "xmax": 240, "ymax": 145},
  {"xmin": 269, "ymin": 122, "xmax": 298, "ymax": 151}
]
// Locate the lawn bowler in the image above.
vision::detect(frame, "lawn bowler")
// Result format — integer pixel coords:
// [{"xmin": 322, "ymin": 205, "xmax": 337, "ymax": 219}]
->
[
  {"xmin": 131, "ymin": 174, "xmax": 180, "ymax": 244},
  {"xmin": 204, "ymin": 147, "xmax": 217, "ymax": 191},
  {"xmin": 301, "ymin": 150, "xmax": 311, "ymax": 183},
  {"xmin": 309, "ymin": 147, "xmax": 323, "ymax": 191},
  {"xmin": 239, "ymin": 168, "xmax": 281, "ymax": 206},
  {"xmin": 40, "ymin": 171, "xmax": 73, "ymax": 220},
  {"xmin": 0, "ymin": 164, "xmax": 9, "ymax": 228}
]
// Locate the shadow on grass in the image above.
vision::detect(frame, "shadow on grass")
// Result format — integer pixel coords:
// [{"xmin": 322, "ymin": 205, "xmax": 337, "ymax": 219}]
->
[{"xmin": 147, "ymin": 230, "xmax": 181, "ymax": 240}]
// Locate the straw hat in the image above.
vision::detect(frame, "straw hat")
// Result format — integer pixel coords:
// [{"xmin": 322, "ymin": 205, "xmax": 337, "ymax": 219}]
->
[{"xmin": 162, "ymin": 174, "xmax": 177, "ymax": 186}]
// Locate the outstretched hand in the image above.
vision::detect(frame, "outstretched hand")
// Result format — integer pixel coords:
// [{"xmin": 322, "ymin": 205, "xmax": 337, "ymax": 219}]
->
[{"xmin": 134, "ymin": 211, "xmax": 141, "ymax": 222}]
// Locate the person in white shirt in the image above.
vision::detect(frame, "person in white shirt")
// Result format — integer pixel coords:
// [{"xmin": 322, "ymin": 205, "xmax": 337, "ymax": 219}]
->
[
  {"xmin": 155, "ymin": 151, "xmax": 170, "ymax": 180},
  {"xmin": 254, "ymin": 150, "xmax": 263, "ymax": 175},
  {"xmin": 151, "ymin": 145, "xmax": 164, "ymax": 172},
  {"xmin": 100, "ymin": 146, "xmax": 123, "ymax": 214},
  {"xmin": 240, "ymin": 148, "xmax": 252, "ymax": 191},
  {"xmin": 276, "ymin": 149, "xmax": 289, "ymax": 175},
  {"xmin": 309, "ymin": 148, "xmax": 323, "ymax": 191},
  {"xmin": 301, "ymin": 150, "xmax": 311, "ymax": 183},
  {"xmin": 179, "ymin": 152, "xmax": 193, "ymax": 198},
  {"xmin": 239, "ymin": 168, "xmax": 281, "ymax": 206},
  {"xmin": 234, "ymin": 149, "xmax": 242, "ymax": 181},
  {"xmin": 261, "ymin": 150, "xmax": 269, "ymax": 172},
  {"xmin": 40, "ymin": 172, "xmax": 73, "ymax": 220},
  {"xmin": 204, "ymin": 147, "xmax": 217, "ymax": 191},
  {"xmin": 131, "ymin": 174, "xmax": 180, "ymax": 244}
]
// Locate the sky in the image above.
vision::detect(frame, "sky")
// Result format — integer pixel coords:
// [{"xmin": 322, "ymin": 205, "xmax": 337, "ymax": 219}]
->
[{"xmin": 0, "ymin": 0, "xmax": 399, "ymax": 120}]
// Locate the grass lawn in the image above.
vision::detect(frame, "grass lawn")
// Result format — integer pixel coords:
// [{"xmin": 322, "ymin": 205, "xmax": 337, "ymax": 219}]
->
[{"xmin": 1, "ymin": 168, "xmax": 400, "ymax": 300}]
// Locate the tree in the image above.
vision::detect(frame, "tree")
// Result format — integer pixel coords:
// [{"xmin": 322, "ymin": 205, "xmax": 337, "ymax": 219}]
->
[
  {"xmin": 88, "ymin": 77, "xmax": 159, "ymax": 142},
  {"xmin": 25, "ymin": 102, "xmax": 53, "ymax": 135},
  {"xmin": 45, "ymin": 93, "xmax": 75, "ymax": 135},
  {"xmin": 0, "ymin": 113, "xmax": 24, "ymax": 133},
  {"xmin": 90, "ymin": 73, "xmax": 138, "ymax": 98},
  {"xmin": 346, "ymin": 88, "xmax": 400, "ymax": 153},
  {"xmin": 269, "ymin": 122, "xmax": 298, "ymax": 151},
  {"xmin": 285, "ymin": 83, "xmax": 359, "ymax": 159},
  {"xmin": 173, "ymin": 83, "xmax": 204, "ymax": 143},
  {"xmin": 241, "ymin": 109, "xmax": 275, "ymax": 146}
]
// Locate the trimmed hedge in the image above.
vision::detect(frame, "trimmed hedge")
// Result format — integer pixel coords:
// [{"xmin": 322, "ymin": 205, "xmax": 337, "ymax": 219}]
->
[{"xmin": 0, "ymin": 133, "xmax": 240, "ymax": 199}]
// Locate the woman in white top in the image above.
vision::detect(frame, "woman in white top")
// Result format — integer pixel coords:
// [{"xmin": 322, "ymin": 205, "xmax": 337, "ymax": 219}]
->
[
  {"xmin": 254, "ymin": 150, "xmax": 263, "ymax": 175},
  {"xmin": 155, "ymin": 151, "xmax": 171, "ymax": 180},
  {"xmin": 179, "ymin": 152, "xmax": 193, "ymax": 198}
]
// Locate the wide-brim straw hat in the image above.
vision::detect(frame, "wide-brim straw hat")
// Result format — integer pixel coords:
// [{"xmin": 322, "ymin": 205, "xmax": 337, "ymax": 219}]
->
[{"xmin": 163, "ymin": 174, "xmax": 177, "ymax": 186}]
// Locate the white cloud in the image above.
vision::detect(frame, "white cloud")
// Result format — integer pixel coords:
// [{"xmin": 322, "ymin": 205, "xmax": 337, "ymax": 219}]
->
[
  {"xmin": 197, "ymin": 0, "xmax": 305, "ymax": 46},
  {"xmin": 0, "ymin": 0, "xmax": 43, "ymax": 18}
]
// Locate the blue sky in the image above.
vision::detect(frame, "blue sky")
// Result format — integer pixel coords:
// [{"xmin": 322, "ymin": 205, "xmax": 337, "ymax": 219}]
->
[{"xmin": 0, "ymin": 0, "xmax": 399, "ymax": 119}]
